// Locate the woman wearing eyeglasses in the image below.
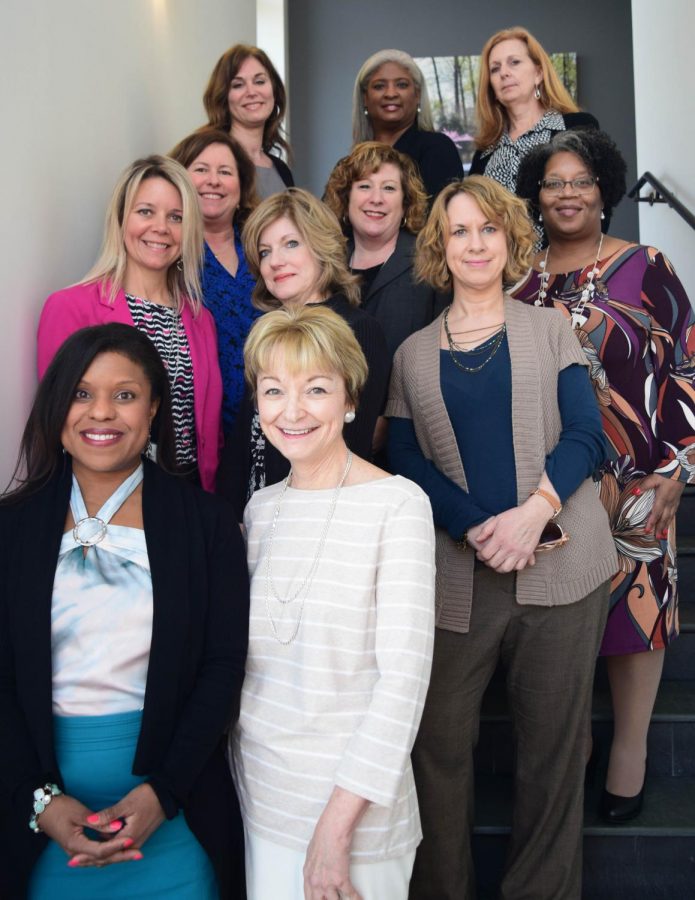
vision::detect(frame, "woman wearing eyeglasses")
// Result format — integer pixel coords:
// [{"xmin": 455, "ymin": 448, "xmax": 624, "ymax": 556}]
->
[
  {"xmin": 513, "ymin": 129, "xmax": 695, "ymax": 824},
  {"xmin": 387, "ymin": 176, "xmax": 616, "ymax": 899}
]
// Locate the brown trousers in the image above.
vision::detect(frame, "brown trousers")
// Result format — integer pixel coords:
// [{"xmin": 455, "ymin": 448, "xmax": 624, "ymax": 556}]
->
[{"xmin": 409, "ymin": 566, "xmax": 609, "ymax": 900}]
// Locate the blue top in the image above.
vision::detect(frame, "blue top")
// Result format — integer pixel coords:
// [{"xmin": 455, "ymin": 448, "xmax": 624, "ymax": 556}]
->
[
  {"xmin": 388, "ymin": 336, "xmax": 605, "ymax": 539},
  {"xmin": 200, "ymin": 229, "xmax": 259, "ymax": 432}
]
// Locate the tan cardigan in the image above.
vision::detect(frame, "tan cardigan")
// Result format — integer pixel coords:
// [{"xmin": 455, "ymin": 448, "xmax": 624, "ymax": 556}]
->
[{"xmin": 386, "ymin": 298, "xmax": 617, "ymax": 633}]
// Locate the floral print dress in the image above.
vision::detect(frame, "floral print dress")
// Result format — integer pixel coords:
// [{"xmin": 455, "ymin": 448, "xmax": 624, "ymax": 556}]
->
[{"xmin": 512, "ymin": 244, "xmax": 695, "ymax": 654}]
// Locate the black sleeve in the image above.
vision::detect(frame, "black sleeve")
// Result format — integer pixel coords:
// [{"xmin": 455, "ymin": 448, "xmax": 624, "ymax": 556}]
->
[
  {"xmin": 346, "ymin": 314, "xmax": 390, "ymax": 459},
  {"xmin": 468, "ymin": 149, "xmax": 486, "ymax": 176},
  {"xmin": 217, "ymin": 392, "xmax": 255, "ymax": 521},
  {"xmin": 563, "ymin": 111, "xmax": 600, "ymax": 131},
  {"xmin": 419, "ymin": 133, "xmax": 464, "ymax": 200}
]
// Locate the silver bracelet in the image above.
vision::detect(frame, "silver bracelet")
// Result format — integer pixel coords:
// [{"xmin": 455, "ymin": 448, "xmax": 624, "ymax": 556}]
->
[{"xmin": 29, "ymin": 783, "xmax": 62, "ymax": 833}]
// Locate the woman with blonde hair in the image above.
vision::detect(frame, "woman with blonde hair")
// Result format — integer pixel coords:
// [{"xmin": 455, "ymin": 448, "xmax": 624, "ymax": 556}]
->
[
  {"xmin": 470, "ymin": 26, "xmax": 598, "ymax": 196},
  {"xmin": 203, "ymin": 44, "xmax": 293, "ymax": 198},
  {"xmin": 352, "ymin": 49, "xmax": 462, "ymax": 200},
  {"xmin": 387, "ymin": 175, "xmax": 615, "ymax": 897},
  {"xmin": 37, "ymin": 155, "xmax": 223, "ymax": 491},
  {"xmin": 217, "ymin": 189, "xmax": 389, "ymax": 517},
  {"xmin": 232, "ymin": 304, "xmax": 435, "ymax": 899}
]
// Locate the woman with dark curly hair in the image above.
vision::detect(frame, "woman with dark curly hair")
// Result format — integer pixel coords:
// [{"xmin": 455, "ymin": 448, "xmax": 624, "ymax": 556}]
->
[
  {"xmin": 170, "ymin": 128, "xmax": 260, "ymax": 432},
  {"xmin": 514, "ymin": 128, "xmax": 695, "ymax": 823},
  {"xmin": 324, "ymin": 141, "xmax": 443, "ymax": 358},
  {"xmin": 203, "ymin": 44, "xmax": 293, "ymax": 198}
]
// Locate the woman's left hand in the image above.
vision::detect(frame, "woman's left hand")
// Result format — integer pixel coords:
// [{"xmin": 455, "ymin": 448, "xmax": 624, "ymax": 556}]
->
[
  {"xmin": 68, "ymin": 783, "xmax": 165, "ymax": 867},
  {"xmin": 640, "ymin": 474, "xmax": 685, "ymax": 537},
  {"xmin": 469, "ymin": 497, "xmax": 551, "ymax": 573}
]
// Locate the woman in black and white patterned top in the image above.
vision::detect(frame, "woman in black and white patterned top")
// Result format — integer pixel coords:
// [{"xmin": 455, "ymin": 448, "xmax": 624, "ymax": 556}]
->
[
  {"xmin": 38, "ymin": 155, "xmax": 223, "ymax": 491},
  {"xmin": 470, "ymin": 27, "xmax": 598, "ymax": 199}
]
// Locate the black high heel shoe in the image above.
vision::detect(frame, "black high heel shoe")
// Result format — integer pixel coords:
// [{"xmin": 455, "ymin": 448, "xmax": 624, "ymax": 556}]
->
[{"xmin": 600, "ymin": 759, "xmax": 647, "ymax": 823}]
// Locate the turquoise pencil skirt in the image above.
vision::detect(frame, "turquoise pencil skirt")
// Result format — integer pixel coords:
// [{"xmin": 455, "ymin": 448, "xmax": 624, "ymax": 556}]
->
[{"xmin": 28, "ymin": 710, "xmax": 218, "ymax": 899}]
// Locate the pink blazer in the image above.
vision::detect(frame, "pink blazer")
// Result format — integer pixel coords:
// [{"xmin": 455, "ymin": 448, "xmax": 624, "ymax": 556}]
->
[{"xmin": 37, "ymin": 281, "xmax": 223, "ymax": 492}]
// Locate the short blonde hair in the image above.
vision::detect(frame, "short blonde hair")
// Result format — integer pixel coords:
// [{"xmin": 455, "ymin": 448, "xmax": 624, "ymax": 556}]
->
[
  {"xmin": 81, "ymin": 155, "xmax": 203, "ymax": 314},
  {"xmin": 323, "ymin": 142, "xmax": 428, "ymax": 235},
  {"xmin": 352, "ymin": 49, "xmax": 434, "ymax": 144},
  {"xmin": 475, "ymin": 27, "xmax": 579, "ymax": 150},
  {"xmin": 244, "ymin": 305, "xmax": 368, "ymax": 409},
  {"xmin": 415, "ymin": 176, "xmax": 535, "ymax": 291},
  {"xmin": 242, "ymin": 188, "xmax": 361, "ymax": 311}
]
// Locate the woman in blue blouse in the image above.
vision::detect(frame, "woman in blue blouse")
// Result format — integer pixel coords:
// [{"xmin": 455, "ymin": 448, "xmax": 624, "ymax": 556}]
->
[{"xmin": 170, "ymin": 128, "xmax": 260, "ymax": 433}]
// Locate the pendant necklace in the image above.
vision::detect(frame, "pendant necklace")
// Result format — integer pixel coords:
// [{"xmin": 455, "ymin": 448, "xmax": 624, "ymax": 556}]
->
[
  {"xmin": 70, "ymin": 465, "xmax": 144, "ymax": 548},
  {"xmin": 265, "ymin": 450, "xmax": 353, "ymax": 645},
  {"xmin": 444, "ymin": 306, "xmax": 506, "ymax": 374}
]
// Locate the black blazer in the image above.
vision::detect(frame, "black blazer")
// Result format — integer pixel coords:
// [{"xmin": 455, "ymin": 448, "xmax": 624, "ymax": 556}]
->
[
  {"xmin": 469, "ymin": 111, "xmax": 600, "ymax": 177},
  {"xmin": 0, "ymin": 459, "xmax": 249, "ymax": 898},
  {"xmin": 350, "ymin": 230, "xmax": 448, "ymax": 358},
  {"xmin": 394, "ymin": 123, "xmax": 463, "ymax": 200}
]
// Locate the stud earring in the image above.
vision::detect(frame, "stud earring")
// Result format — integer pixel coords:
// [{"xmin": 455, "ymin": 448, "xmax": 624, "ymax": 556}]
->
[
  {"xmin": 538, "ymin": 212, "xmax": 543, "ymax": 223},
  {"xmin": 344, "ymin": 410, "xmax": 356, "ymax": 424},
  {"xmin": 417, "ymin": 105, "xmax": 421, "ymax": 114},
  {"xmin": 363, "ymin": 108, "xmax": 369, "ymax": 117},
  {"xmin": 600, "ymin": 210, "xmax": 606, "ymax": 221}
]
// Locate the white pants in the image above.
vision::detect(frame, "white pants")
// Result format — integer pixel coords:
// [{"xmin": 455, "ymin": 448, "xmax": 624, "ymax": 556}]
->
[{"xmin": 245, "ymin": 829, "xmax": 416, "ymax": 900}]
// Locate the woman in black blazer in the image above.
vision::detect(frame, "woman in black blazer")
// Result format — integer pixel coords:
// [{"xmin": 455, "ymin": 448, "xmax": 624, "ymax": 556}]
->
[{"xmin": 0, "ymin": 324, "xmax": 248, "ymax": 899}]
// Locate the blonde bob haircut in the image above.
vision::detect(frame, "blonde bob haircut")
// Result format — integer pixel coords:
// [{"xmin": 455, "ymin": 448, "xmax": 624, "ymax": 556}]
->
[
  {"xmin": 81, "ymin": 155, "xmax": 203, "ymax": 314},
  {"xmin": 415, "ymin": 176, "xmax": 536, "ymax": 291},
  {"xmin": 475, "ymin": 27, "xmax": 578, "ymax": 150},
  {"xmin": 242, "ymin": 188, "xmax": 361, "ymax": 311},
  {"xmin": 352, "ymin": 49, "xmax": 434, "ymax": 144},
  {"xmin": 323, "ymin": 142, "xmax": 428, "ymax": 236},
  {"xmin": 244, "ymin": 304, "xmax": 368, "ymax": 410}
]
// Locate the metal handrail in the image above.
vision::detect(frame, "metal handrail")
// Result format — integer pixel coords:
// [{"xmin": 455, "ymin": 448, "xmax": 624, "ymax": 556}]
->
[{"xmin": 628, "ymin": 171, "xmax": 695, "ymax": 231}]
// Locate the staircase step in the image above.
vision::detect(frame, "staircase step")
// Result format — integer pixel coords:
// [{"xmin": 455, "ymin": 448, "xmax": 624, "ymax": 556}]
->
[
  {"xmin": 663, "ymin": 604, "xmax": 695, "ymax": 680},
  {"xmin": 675, "ymin": 485, "xmax": 695, "ymax": 537},
  {"xmin": 676, "ymin": 535, "xmax": 695, "ymax": 602}
]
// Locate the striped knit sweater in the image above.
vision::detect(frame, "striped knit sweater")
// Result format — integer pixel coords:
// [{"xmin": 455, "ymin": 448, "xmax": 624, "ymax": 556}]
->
[
  {"xmin": 386, "ymin": 298, "xmax": 618, "ymax": 633},
  {"xmin": 232, "ymin": 475, "xmax": 435, "ymax": 860}
]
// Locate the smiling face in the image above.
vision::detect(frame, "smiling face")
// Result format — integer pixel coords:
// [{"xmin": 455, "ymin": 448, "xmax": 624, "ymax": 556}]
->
[
  {"xmin": 61, "ymin": 352, "xmax": 158, "ymax": 481},
  {"xmin": 348, "ymin": 162, "xmax": 404, "ymax": 245},
  {"xmin": 123, "ymin": 177, "xmax": 183, "ymax": 279},
  {"xmin": 227, "ymin": 55, "xmax": 275, "ymax": 130},
  {"xmin": 186, "ymin": 142, "xmax": 240, "ymax": 228},
  {"xmin": 256, "ymin": 349, "xmax": 351, "ymax": 468},
  {"xmin": 488, "ymin": 38, "xmax": 542, "ymax": 108},
  {"xmin": 257, "ymin": 215, "xmax": 324, "ymax": 305},
  {"xmin": 364, "ymin": 62, "xmax": 420, "ymax": 133},
  {"xmin": 444, "ymin": 192, "xmax": 508, "ymax": 295},
  {"xmin": 539, "ymin": 151, "xmax": 603, "ymax": 241}
]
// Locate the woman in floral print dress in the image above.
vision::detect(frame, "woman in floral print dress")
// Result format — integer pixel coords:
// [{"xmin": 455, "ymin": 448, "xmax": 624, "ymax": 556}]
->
[{"xmin": 513, "ymin": 129, "xmax": 695, "ymax": 821}]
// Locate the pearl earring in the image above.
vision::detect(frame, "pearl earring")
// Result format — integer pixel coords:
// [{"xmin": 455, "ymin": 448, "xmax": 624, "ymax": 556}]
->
[{"xmin": 344, "ymin": 411, "xmax": 356, "ymax": 424}]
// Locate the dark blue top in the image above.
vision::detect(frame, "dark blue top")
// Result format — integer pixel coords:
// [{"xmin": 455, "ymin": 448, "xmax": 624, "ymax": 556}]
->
[
  {"xmin": 200, "ymin": 230, "xmax": 259, "ymax": 433},
  {"xmin": 388, "ymin": 336, "xmax": 605, "ymax": 539}
]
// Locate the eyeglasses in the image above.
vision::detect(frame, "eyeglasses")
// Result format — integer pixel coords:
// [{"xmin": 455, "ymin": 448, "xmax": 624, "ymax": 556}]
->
[
  {"xmin": 539, "ymin": 176, "xmax": 598, "ymax": 194},
  {"xmin": 535, "ymin": 521, "xmax": 569, "ymax": 552}
]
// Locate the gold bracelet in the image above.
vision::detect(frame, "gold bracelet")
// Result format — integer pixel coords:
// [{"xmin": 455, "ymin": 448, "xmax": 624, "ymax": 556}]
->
[{"xmin": 529, "ymin": 488, "xmax": 562, "ymax": 519}]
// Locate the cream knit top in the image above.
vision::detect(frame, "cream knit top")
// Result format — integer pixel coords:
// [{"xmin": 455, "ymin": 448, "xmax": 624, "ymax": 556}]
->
[{"xmin": 231, "ymin": 475, "xmax": 435, "ymax": 860}]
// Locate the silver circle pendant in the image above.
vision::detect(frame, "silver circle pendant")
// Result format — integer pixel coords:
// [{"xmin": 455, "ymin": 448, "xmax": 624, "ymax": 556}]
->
[{"xmin": 72, "ymin": 516, "xmax": 107, "ymax": 547}]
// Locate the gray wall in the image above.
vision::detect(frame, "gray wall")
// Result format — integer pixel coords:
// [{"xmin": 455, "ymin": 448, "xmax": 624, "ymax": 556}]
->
[{"xmin": 288, "ymin": 0, "xmax": 638, "ymax": 240}]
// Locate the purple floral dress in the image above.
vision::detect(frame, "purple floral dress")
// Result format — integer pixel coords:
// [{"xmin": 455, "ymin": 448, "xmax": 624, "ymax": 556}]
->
[{"xmin": 512, "ymin": 244, "xmax": 695, "ymax": 655}]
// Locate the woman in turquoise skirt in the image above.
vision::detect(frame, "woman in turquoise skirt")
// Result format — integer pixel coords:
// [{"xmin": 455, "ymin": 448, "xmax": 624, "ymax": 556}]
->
[{"xmin": 0, "ymin": 324, "xmax": 249, "ymax": 899}]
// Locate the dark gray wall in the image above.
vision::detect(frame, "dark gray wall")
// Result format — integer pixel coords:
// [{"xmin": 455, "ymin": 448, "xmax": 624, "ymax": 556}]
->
[{"xmin": 288, "ymin": 0, "xmax": 638, "ymax": 240}]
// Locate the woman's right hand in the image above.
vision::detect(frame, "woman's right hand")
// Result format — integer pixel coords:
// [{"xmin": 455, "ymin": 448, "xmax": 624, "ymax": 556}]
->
[
  {"xmin": 467, "ymin": 497, "xmax": 550, "ymax": 572},
  {"xmin": 37, "ymin": 794, "xmax": 142, "ymax": 867}
]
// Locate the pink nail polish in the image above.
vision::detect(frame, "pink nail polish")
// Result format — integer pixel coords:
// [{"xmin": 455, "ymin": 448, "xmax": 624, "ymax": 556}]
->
[
  {"xmin": 133, "ymin": 851, "xmax": 143, "ymax": 860},
  {"xmin": 86, "ymin": 814, "xmax": 100, "ymax": 825},
  {"xmin": 67, "ymin": 858, "xmax": 80, "ymax": 868},
  {"xmin": 109, "ymin": 820, "xmax": 122, "ymax": 832},
  {"xmin": 123, "ymin": 838, "xmax": 134, "ymax": 849},
  {"xmin": 631, "ymin": 487, "xmax": 642, "ymax": 496}
]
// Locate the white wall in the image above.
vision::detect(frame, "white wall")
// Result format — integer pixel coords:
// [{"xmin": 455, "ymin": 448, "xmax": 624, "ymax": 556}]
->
[
  {"xmin": 0, "ymin": 0, "xmax": 257, "ymax": 486},
  {"xmin": 631, "ymin": 0, "xmax": 695, "ymax": 300}
]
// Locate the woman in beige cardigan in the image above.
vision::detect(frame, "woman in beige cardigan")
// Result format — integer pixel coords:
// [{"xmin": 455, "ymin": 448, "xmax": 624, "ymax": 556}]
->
[{"xmin": 386, "ymin": 176, "xmax": 616, "ymax": 900}]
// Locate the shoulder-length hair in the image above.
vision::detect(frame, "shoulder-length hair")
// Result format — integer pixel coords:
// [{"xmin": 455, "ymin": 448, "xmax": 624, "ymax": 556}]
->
[
  {"xmin": 244, "ymin": 305, "xmax": 368, "ymax": 409},
  {"xmin": 516, "ymin": 129, "xmax": 627, "ymax": 222},
  {"xmin": 352, "ymin": 49, "xmax": 434, "ymax": 144},
  {"xmin": 323, "ymin": 141, "xmax": 428, "ymax": 235},
  {"xmin": 416, "ymin": 176, "xmax": 536, "ymax": 291},
  {"xmin": 475, "ymin": 26, "xmax": 579, "ymax": 150},
  {"xmin": 81, "ymin": 155, "xmax": 203, "ymax": 315},
  {"xmin": 2, "ymin": 323, "xmax": 177, "ymax": 504},
  {"xmin": 169, "ymin": 127, "xmax": 259, "ymax": 230},
  {"xmin": 242, "ymin": 188, "xmax": 361, "ymax": 311},
  {"xmin": 203, "ymin": 44, "xmax": 290, "ymax": 158}
]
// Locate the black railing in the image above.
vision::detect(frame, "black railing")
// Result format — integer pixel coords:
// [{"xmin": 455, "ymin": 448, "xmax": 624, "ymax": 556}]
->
[{"xmin": 629, "ymin": 171, "xmax": 695, "ymax": 231}]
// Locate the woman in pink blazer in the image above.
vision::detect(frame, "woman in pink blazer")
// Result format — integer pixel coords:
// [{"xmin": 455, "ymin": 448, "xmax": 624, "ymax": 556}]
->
[{"xmin": 37, "ymin": 155, "xmax": 223, "ymax": 491}]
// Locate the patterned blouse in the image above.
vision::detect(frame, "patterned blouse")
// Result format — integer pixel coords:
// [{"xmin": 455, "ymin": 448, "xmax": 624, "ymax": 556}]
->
[{"xmin": 126, "ymin": 294, "xmax": 196, "ymax": 466}]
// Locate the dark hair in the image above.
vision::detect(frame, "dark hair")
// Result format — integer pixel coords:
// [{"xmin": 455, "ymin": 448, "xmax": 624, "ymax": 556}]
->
[
  {"xmin": 203, "ymin": 44, "xmax": 290, "ymax": 158},
  {"xmin": 2, "ymin": 324, "xmax": 177, "ymax": 504},
  {"xmin": 516, "ymin": 129, "xmax": 627, "ymax": 221},
  {"xmin": 169, "ymin": 127, "xmax": 260, "ymax": 229}
]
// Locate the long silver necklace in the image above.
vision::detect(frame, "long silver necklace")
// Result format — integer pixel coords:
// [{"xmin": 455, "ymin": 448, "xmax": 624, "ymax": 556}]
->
[
  {"xmin": 536, "ymin": 233, "xmax": 604, "ymax": 330},
  {"xmin": 444, "ymin": 306, "xmax": 506, "ymax": 374},
  {"xmin": 265, "ymin": 450, "xmax": 353, "ymax": 645}
]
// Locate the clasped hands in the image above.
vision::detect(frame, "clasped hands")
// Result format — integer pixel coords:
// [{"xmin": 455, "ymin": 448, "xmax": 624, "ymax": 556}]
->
[
  {"xmin": 467, "ymin": 495, "xmax": 554, "ymax": 573},
  {"xmin": 37, "ymin": 782, "xmax": 165, "ymax": 868}
]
